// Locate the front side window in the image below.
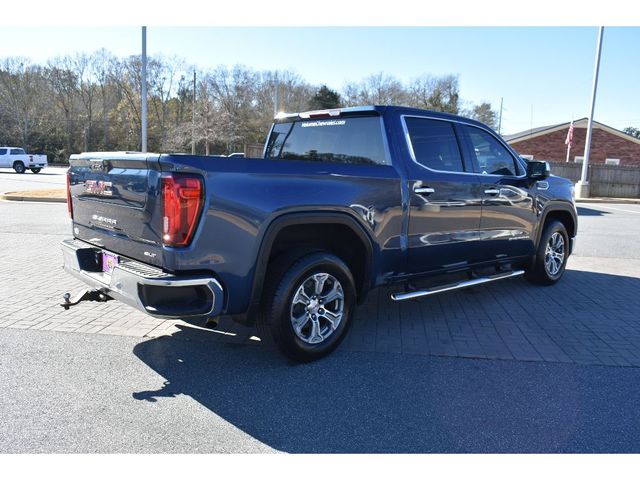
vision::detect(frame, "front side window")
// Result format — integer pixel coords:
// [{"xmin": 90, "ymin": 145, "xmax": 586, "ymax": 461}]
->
[
  {"xmin": 0, "ymin": 148, "xmax": 7, "ymax": 155},
  {"xmin": 404, "ymin": 117, "xmax": 465, "ymax": 173},
  {"xmin": 266, "ymin": 116, "xmax": 389, "ymax": 166},
  {"xmin": 10, "ymin": 148, "xmax": 25, "ymax": 155},
  {"xmin": 464, "ymin": 126, "xmax": 518, "ymax": 176}
]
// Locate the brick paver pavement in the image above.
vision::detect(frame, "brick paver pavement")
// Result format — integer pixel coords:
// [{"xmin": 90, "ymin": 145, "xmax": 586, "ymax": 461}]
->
[{"xmin": 2, "ymin": 206, "xmax": 640, "ymax": 367}]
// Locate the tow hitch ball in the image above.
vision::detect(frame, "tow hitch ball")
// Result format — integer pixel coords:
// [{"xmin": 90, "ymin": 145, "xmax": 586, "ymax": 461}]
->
[{"xmin": 61, "ymin": 289, "xmax": 111, "ymax": 310}]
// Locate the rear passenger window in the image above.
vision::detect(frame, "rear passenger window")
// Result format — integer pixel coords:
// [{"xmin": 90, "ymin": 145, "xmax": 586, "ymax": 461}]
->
[
  {"xmin": 404, "ymin": 117, "xmax": 465, "ymax": 172},
  {"xmin": 10, "ymin": 148, "xmax": 25, "ymax": 155},
  {"xmin": 463, "ymin": 125, "xmax": 518, "ymax": 176},
  {"xmin": 266, "ymin": 116, "xmax": 389, "ymax": 166}
]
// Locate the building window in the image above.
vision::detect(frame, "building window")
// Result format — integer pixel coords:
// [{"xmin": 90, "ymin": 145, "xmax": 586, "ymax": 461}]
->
[
  {"xmin": 574, "ymin": 156, "xmax": 584, "ymax": 164},
  {"xmin": 605, "ymin": 158, "xmax": 621, "ymax": 166}
]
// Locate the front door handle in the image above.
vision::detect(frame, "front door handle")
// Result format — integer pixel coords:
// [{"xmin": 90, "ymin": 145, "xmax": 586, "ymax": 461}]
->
[
  {"xmin": 484, "ymin": 188, "xmax": 500, "ymax": 196},
  {"xmin": 414, "ymin": 186, "xmax": 435, "ymax": 195}
]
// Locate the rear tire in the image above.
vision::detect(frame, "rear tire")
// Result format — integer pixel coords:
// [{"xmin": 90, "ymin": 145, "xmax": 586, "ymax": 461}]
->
[
  {"xmin": 525, "ymin": 220, "xmax": 569, "ymax": 286},
  {"xmin": 13, "ymin": 162, "xmax": 25, "ymax": 174},
  {"xmin": 30, "ymin": 168, "xmax": 41, "ymax": 174},
  {"xmin": 258, "ymin": 251, "xmax": 356, "ymax": 362}
]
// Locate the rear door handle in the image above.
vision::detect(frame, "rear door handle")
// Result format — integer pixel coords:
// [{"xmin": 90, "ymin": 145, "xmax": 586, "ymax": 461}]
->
[
  {"xmin": 484, "ymin": 188, "xmax": 500, "ymax": 196},
  {"xmin": 414, "ymin": 186, "xmax": 435, "ymax": 195}
]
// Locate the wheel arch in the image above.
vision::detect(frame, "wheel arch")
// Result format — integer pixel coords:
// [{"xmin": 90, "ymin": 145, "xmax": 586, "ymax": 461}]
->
[
  {"xmin": 240, "ymin": 211, "xmax": 376, "ymax": 325},
  {"xmin": 537, "ymin": 203, "xmax": 577, "ymax": 248}
]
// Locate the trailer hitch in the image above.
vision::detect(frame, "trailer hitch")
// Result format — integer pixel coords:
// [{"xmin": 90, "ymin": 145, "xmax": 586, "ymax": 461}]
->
[{"xmin": 61, "ymin": 289, "xmax": 112, "ymax": 310}]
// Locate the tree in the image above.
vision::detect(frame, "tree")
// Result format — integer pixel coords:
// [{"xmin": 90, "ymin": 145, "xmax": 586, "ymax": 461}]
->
[
  {"xmin": 467, "ymin": 102, "xmax": 498, "ymax": 129},
  {"xmin": 624, "ymin": 127, "xmax": 640, "ymax": 139},
  {"xmin": 342, "ymin": 73, "xmax": 408, "ymax": 106},
  {"xmin": 308, "ymin": 85, "xmax": 341, "ymax": 110},
  {"xmin": 407, "ymin": 74, "xmax": 459, "ymax": 114}
]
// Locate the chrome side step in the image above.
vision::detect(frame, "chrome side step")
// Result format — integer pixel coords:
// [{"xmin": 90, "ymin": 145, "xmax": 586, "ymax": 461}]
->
[{"xmin": 391, "ymin": 270, "xmax": 525, "ymax": 302}]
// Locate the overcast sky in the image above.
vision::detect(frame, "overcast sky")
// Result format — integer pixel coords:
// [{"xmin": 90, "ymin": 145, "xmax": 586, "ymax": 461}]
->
[{"xmin": 1, "ymin": 26, "xmax": 637, "ymax": 135}]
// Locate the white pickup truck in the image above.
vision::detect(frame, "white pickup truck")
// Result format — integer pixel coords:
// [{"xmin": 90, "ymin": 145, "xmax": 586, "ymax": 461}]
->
[{"xmin": 0, "ymin": 147, "xmax": 48, "ymax": 173}]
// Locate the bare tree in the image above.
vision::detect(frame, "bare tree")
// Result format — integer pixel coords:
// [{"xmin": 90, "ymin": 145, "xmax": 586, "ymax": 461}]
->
[
  {"xmin": 407, "ymin": 74, "xmax": 459, "ymax": 113},
  {"xmin": 46, "ymin": 56, "xmax": 80, "ymax": 157},
  {"xmin": 342, "ymin": 73, "xmax": 408, "ymax": 106}
]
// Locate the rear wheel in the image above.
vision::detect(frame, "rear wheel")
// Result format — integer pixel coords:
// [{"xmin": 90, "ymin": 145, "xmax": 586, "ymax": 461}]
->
[
  {"xmin": 30, "ymin": 168, "xmax": 41, "ymax": 174},
  {"xmin": 258, "ymin": 251, "xmax": 356, "ymax": 362},
  {"xmin": 525, "ymin": 220, "xmax": 569, "ymax": 285},
  {"xmin": 13, "ymin": 162, "xmax": 25, "ymax": 174}
]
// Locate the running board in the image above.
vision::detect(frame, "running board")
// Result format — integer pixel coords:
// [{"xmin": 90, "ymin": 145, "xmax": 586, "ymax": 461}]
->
[{"xmin": 391, "ymin": 270, "xmax": 525, "ymax": 302}]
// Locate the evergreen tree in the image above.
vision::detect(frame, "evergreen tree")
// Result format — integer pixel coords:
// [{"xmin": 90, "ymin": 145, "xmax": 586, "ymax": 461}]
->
[{"xmin": 308, "ymin": 85, "xmax": 342, "ymax": 110}]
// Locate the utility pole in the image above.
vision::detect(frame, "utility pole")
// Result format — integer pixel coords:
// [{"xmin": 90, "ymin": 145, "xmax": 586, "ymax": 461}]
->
[
  {"xmin": 191, "ymin": 70, "xmax": 196, "ymax": 155},
  {"xmin": 498, "ymin": 97, "xmax": 503, "ymax": 135},
  {"xmin": 141, "ymin": 26, "xmax": 148, "ymax": 153},
  {"xmin": 273, "ymin": 73, "xmax": 279, "ymax": 117},
  {"xmin": 576, "ymin": 27, "xmax": 605, "ymax": 199}
]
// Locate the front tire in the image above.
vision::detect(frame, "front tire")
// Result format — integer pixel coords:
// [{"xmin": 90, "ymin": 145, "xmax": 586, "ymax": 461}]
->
[
  {"xmin": 525, "ymin": 220, "xmax": 569, "ymax": 285},
  {"xmin": 13, "ymin": 162, "xmax": 25, "ymax": 174},
  {"xmin": 259, "ymin": 251, "xmax": 356, "ymax": 362}
]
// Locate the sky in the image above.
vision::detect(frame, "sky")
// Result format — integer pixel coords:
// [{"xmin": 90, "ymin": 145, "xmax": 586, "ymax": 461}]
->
[{"xmin": 0, "ymin": 26, "xmax": 638, "ymax": 135}]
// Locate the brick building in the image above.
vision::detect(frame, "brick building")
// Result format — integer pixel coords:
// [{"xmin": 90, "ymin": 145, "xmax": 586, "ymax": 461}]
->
[{"xmin": 504, "ymin": 118, "xmax": 640, "ymax": 167}]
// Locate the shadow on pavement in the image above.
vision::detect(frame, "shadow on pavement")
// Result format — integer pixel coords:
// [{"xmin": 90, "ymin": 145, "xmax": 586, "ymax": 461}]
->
[
  {"xmin": 577, "ymin": 206, "xmax": 610, "ymax": 216},
  {"xmin": 132, "ymin": 271, "xmax": 640, "ymax": 453}
]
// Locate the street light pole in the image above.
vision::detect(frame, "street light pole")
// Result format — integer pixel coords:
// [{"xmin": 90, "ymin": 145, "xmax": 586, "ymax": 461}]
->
[
  {"xmin": 576, "ymin": 26, "xmax": 605, "ymax": 199},
  {"xmin": 191, "ymin": 70, "xmax": 196, "ymax": 155},
  {"xmin": 274, "ymin": 72, "xmax": 279, "ymax": 117},
  {"xmin": 141, "ymin": 26, "xmax": 148, "ymax": 153}
]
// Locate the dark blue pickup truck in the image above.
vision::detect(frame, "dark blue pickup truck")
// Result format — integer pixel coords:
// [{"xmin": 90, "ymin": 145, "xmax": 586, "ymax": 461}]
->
[{"xmin": 61, "ymin": 105, "xmax": 577, "ymax": 361}]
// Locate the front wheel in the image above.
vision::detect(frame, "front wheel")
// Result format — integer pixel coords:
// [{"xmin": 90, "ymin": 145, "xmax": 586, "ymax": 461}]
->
[
  {"xmin": 30, "ymin": 168, "xmax": 42, "ymax": 174},
  {"xmin": 525, "ymin": 220, "xmax": 569, "ymax": 285},
  {"xmin": 258, "ymin": 251, "xmax": 356, "ymax": 362}
]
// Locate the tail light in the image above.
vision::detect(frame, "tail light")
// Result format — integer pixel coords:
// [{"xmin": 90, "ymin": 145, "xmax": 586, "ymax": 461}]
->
[
  {"xmin": 66, "ymin": 170, "xmax": 73, "ymax": 219},
  {"xmin": 161, "ymin": 173, "xmax": 204, "ymax": 247},
  {"xmin": 299, "ymin": 109, "xmax": 341, "ymax": 119}
]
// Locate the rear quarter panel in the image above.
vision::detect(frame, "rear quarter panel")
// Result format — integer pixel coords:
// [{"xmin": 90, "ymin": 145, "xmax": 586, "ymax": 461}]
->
[{"xmin": 159, "ymin": 155, "xmax": 404, "ymax": 315}]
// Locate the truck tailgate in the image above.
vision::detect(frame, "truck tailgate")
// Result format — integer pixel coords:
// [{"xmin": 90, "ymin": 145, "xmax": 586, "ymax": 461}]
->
[{"xmin": 68, "ymin": 153, "xmax": 164, "ymax": 267}]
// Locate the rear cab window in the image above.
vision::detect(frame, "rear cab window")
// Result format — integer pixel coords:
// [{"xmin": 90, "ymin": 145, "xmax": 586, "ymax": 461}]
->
[
  {"xmin": 403, "ymin": 117, "xmax": 466, "ymax": 173},
  {"xmin": 462, "ymin": 125, "xmax": 521, "ymax": 176},
  {"xmin": 266, "ymin": 116, "xmax": 389, "ymax": 166}
]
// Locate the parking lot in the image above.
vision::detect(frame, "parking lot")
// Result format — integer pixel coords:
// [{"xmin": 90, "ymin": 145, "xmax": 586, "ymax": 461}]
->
[{"xmin": 1, "ymin": 169, "xmax": 640, "ymax": 452}]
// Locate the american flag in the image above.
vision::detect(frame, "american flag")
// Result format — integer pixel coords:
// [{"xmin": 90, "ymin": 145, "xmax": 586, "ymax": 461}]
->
[{"xmin": 565, "ymin": 121, "xmax": 574, "ymax": 147}]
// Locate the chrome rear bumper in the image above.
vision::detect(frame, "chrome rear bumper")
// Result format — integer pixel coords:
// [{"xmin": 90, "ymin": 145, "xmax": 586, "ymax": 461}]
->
[{"xmin": 61, "ymin": 238, "xmax": 223, "ymax": 319}]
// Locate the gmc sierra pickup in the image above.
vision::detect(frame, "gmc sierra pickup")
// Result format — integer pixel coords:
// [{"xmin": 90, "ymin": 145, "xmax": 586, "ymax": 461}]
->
[{"xmin": 61, "ymin": 105, "xmax": 577, "ymax": 361}]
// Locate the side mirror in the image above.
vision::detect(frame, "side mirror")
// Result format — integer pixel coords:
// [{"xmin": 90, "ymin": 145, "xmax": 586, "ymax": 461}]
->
[{"xmin": 526, "ymin": 160, "xmax": 550, "ymax": 180}]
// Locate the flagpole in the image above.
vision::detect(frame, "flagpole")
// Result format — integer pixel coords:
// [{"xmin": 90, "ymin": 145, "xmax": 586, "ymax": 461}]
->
[
  {"xmin": 565, "ymin": 143, "xmax": 571, "ymax": 163},
  {"xmin": 576, "ymin": 27, "xmax": 604, "ymax": 199}
]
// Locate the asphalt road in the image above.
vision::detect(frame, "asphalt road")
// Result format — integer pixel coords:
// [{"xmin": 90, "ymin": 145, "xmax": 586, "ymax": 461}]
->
[
  {"xmin": 0, "ymin": 166, "xmax": 67, "ymax": 194},
  {"xmin": 1, "ymin": 200, "xmax": 639, "ymax": 453}
]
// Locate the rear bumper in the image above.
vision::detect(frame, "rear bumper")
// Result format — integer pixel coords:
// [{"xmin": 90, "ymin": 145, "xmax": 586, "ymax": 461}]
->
[{"xmin": 61, "ymin": 238, "xmax": 224, "ymax": 319}]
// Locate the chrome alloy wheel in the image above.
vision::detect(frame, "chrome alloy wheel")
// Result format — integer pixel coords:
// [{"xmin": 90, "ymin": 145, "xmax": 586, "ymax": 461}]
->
[
  {"xmin": 544, "ymin": 232, "xmax": 565, "ymax": 276},
  {"xmin": 289, "ymin": 273, "xmax": 345, "ymax": 345}
]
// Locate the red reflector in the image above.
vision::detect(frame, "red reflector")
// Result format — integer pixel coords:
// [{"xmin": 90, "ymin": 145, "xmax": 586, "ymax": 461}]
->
[
  {"xmin": 66, "ymin": 170, "xmax": 73, "ymax": 219},
  {"xmin": 161, "ymin": 174, "xmax": 204, "ymax": 247}
]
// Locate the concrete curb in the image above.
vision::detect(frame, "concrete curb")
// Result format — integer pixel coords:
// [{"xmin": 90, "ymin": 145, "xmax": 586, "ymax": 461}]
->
[
  {"xmin": 0, "ymin": 192, "xmax": 66, "ymax": 203},
  {"xmin": 576, "ymin": 198, "xmax": 640, "ymax": 205}
]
